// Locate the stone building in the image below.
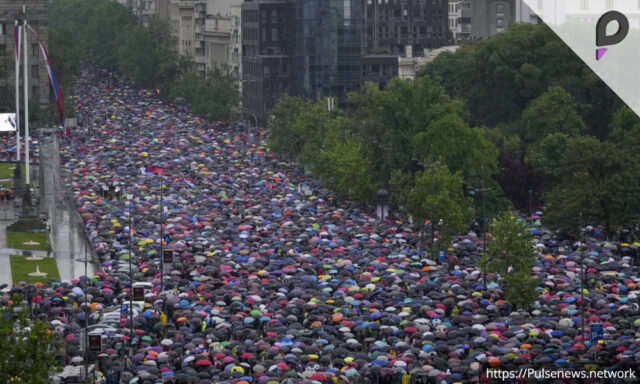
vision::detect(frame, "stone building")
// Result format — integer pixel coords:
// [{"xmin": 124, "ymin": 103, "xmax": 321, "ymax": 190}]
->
[{"xmin": 0, "ymin": 0, "xmax": 50, "ymax": 110}]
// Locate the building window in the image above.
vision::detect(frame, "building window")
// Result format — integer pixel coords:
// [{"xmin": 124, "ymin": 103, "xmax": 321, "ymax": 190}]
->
[
  {"xmin": 271, "ymin": 28, "xmax": 278, "ymax": 42},
  {"xmin": 32, "ymin": 44, "xmax": 39, "ymax": 57},
  {"xmin": 0, "ymin": 23, "xmax": 5, "ymax": 36},
  {"xmin": 31, "ymin": 65, "xmax": 38, "ymax": 78},
  {"xmin": 271, "ymin": 10, "xmax": 277, "ymax": 23},
  {"xmin": 31, "ymin": 85, "xmax": 38, "ymax": 97},
  {"xmin": 497, "ymin": 4, "xmax": 504, "ymax": 13},
  {"xmin": 0, "ymin": 44, "xmax": 5, "ymax": 56}
]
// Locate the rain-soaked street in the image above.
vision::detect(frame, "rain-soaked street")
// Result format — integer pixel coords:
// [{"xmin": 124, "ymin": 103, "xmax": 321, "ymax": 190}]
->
[{"xmin": 39, "ymin": 134, "xmax": 97, "ymax": 281}]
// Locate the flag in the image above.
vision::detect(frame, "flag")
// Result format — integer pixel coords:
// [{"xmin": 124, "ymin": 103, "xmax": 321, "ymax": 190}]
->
[
  {"xmin": 27, "ymin": 25, "xmax": 66, "ymax": 135},
  {"xmin": 181, "ymin": 174, "xmax": 195, "ymax": 188},
  {"xmin": 141, "ymin": 167, "xmax": 165, "ymax": 175}
]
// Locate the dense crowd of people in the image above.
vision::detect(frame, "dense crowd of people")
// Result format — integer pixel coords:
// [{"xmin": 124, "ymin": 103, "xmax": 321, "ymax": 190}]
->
[{"xmin": 2, "ymin": 69, "xmax": 640, "ymax": 384}]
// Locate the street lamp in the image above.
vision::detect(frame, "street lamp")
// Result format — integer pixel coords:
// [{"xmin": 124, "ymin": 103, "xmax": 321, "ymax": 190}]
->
[{"xmin": 376, "ymin": 188, "xmax": 389, "ymax": 222}]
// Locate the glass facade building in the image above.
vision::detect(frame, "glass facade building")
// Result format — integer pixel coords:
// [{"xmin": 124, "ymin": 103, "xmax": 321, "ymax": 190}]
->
[{"xmin": 242, "ymin": 0, "xmax": 367, "ymax": 124}]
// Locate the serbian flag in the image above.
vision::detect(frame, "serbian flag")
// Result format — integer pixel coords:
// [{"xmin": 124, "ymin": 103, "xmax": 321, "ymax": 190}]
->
[
  {"xmin": 141, "ymin": 167, "xmax": 165, "ymax": 175},
  {"xmin": 181, "ymin": 174, "xmax": 195, "ymax": 188},
  {"xmin": 27, "ymin": 25, "xmax": 66, "ymax": 135}
]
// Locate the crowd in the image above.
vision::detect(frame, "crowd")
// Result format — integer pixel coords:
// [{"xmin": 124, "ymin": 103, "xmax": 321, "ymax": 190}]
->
[{"xmin": 2, "ymin": 69, "xmax": 640, "ymax": 384}]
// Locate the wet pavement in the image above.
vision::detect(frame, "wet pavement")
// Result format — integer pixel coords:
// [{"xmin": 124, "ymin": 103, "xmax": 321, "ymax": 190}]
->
[{"xmin": 38, "ymin": 135, "xmax": 97, "ymax": 281}]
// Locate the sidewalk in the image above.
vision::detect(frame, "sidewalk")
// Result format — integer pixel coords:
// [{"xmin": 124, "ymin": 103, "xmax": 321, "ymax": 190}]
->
[{"xmin": 40, "ymin": 135, "xmax": 97, "ymax": 280}]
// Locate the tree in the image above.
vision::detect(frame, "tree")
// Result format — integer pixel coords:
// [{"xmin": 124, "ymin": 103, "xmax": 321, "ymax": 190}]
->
[
  {"xmin": 311, "ymin": 123, "xmax": 377, "ymax": 203},
  {"xmin": 480, "ymin": 213, "xmax": 535, "ymax": 277},
  {"xmin": 504, "ymin": 272, "xmax": 539, "ymax": 310},
  {"xmin": 347, "ymin": 77, "xmax": 464, "ymax": 185},
  {"xmin": 420, "ymin": 23, "xmax": 620, "ymax": 133},
  {"xmin": 413, "ymin": 114, "xmax": 508, "ymax": 217},
  {"xmin": 48, "ymin": 25, "xmax": 83, "ymax": 89},
  {"xmin": 526, "ymin": 132, "xmax": 572, "ymax": 187},
  {"xmin": 403, "ymin": 164, "xmax": 474, "ymax": 251},
  {"xmin": 607, "ymin": 106, "xmax": 640, "ymax": 157},
  {"xmin": 0, "ymin": 296, "xmax": 61, "ymax": 383},
  {"xmin": 480, "ymin": 213, "xmax": 537, "ymax": 308},
  {"xmin": 116, "ymin": 18, "xmax": 180, "ymax": 88},
  {"xmin": 267, "ymin": 95, "xmax": 332, "ymax": 160},
  {"xmin": 520, "ymin": 86, "xmax": 585, "ymax": 147},
  {"xmin": 543, "ymin": 137, "xmax": 640, "ymax": 237}
]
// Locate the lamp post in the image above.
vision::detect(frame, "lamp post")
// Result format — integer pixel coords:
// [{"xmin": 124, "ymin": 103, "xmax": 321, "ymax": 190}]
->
[
  {"xmin": 376, "ymin": 188, "xmax": 389, "ymax": 222},
  {"xmin": 128, "ymin": 200, "xmax": 134, "ymax": 356}
]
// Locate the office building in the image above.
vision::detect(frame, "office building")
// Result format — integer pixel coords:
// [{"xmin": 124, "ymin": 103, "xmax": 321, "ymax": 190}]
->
[
  {"xmin": 367, "ymin": 0, "xmax": 449, "ymax": 56},
  {"xmin": 242, "ymin": 0, "xmax": 367, "ymax": 124}
]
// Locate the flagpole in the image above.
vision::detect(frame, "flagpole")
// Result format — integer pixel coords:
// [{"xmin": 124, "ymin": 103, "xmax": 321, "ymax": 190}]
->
[
  {"xmin": 14, "ymin": 20, "xmax": 20, "ymax": 162},
  {"xmin": 23, "ymin": 18, "xmax": 29, "ymax": 186}
]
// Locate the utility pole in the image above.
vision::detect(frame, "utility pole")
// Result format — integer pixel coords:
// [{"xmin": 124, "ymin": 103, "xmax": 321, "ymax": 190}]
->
[
  {"xmin": 579, "ymin": 211, "xmax": 585, "ymax": 346},
  {"xmin": 23, "ymin": 17, "xmax": 30, "ymax": 185},
  {"xmin": 128, "ymin": 201, "xmax": 134, "ymax": 355},
  {"xmin": 159, "ymin": 170, "xmax": 164, "ymax": 298},
  {"xmin": 83, "ymin": 242, "xmax": 88, "ymax": 383},
  {"xmin": 14, "ymin": 19, "xmax": 21, "ymax": 162},
  {"xmin": 482, "ymin": 165, "xmax": 487, "ymax": 288}
]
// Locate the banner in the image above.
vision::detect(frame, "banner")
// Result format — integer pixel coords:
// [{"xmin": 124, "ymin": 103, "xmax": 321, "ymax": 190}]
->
[{"xmin": 27, "ymin": 25, "xmax": 66, "ymax": 135}]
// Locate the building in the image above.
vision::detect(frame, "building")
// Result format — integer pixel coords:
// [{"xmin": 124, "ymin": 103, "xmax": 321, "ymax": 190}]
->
[
  {"xmin": 367, "ymin": 0, "xmax": 449, "ymax": 56},
  {"xmin": 0, "ymin": 0, "xmax": 50, "ymax": 110},
  {"xmin": 241, "ymin": 0, "xmax": 295, "ymax": 125},
  {"xmin": 457, "ymin": 0, "xmax": 543, "ymax": 42},
  {"xmin": 458, "ymin": 0, "xmax": 517, "ymax": 41},
  {"xmin": 242, "ymin": 0, "xmax": 367, "ymax": 125},
  {"xmin": 448, "ymin": 0, "xmax": 462, "ymax": 41},
  {"xmin": 166, "ymin": 0, "xmax": 242, "ymax": 84},
  {"xmin": 115, "ymin": 0, "xmax": 169, "ymax": 25},
  {"xmin": 292, "ymin": 0, "xmax": 367, "ymax": 103},
  {"xmin": 362, "ymin": 55, "xmax": 398, "ymax": 89},
  {"xmin": 515, "ymin": 0, "xmax": 539, "ymax": 24}
]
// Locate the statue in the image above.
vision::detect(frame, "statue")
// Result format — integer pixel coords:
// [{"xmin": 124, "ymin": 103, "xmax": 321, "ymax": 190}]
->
[
  {"xmin": 22, "ymin": 187, "xmax": 35, "ymax": 217},
  {"xmin": 13, "ymin": 163, "xmax": 23, "ymax": 190}
]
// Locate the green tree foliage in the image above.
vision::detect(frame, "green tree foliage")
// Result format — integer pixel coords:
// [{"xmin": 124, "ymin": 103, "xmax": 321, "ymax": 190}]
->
[
  {"xmin": 48, "ymin": 25, "xmax": 82, "ymax": 89},
  {"xmin": 403, "ymin": 164, "xmax": 474, "ymax": 250},
  {"xmin": 0, "ymin": 297, "xmax": 61, "ymax": 383},
  {"xmin": 480, "ymin": 213, "xmax": 538, "ymax": 308},
  {"xmin": 520, "ymin": 86, "xmax": 586, "ymax": 147},
  {"xmin": 116, "ymin": 18, "xmax": 180, "ymax": 88},
  {"xmin": 543, "ymin": 137, "xmax": 640, "ymax": 236},
  {"xmin": 412, "ymin": 114, "xmax": 508, "ymax": 216},
  {"xmin": 50, "ymin": 0, "xmax": 138, "ymax": 70},
  {"xmin": 421, "ymin": 23, "xmax": 621, "ymax": 135},
  {"xmin": 526, "ymin": 132, "xmax": 572, "ymax": 187},
  {"xmin": 49, "ymin": 0, "xmax": 239, "ymax": 122},
  {"xmin": 480, "ymin": 212, "xmax": 535, "ymax": 277},
  {"xmin": 504, "ymin": 272, "xmax": 539, "ymax": 310},
  {"xmin": 347, "ymin": 77, "xmax": 464, "ymax": 184},
  {"xmin": 165, "ymin": 70, "xmax": 240, "ymax": 121},
  {"xmin": 311, "ymin": 123, "xmax": 377, "ymax": 203},
  {"xmin": 607, "ymin": 106, "xmax": 640, "ymax": 156},
  {"xmin": 267, "ymin": 96, "xmax": 332, "ymax": 160}
]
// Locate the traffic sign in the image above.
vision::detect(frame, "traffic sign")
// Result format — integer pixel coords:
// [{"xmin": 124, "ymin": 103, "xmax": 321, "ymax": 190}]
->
[
  {"xmin": 120, "ymin": 303, "xmax": 128, "ymax": 314},
  {"xmin": 133, "ymin": 287, "xmax": 144, "ymax": 301},
  {"xmin": 438, "ymin": 250, "xmax": 445, "ymax": 262},
  {"xmin": 590, "ymin": 323, "xmax": 604, "ymax": 344},
  {"xmin": 89, "ymin": 335, "xmax": 101, "ymax": 352},
  {"xmin": 120, "ymin": 313, "xmax": 128, "ymax": 326},
  {"xmin": 163, "ymin": 250, "xmax": 173, "ymax": 263}
]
